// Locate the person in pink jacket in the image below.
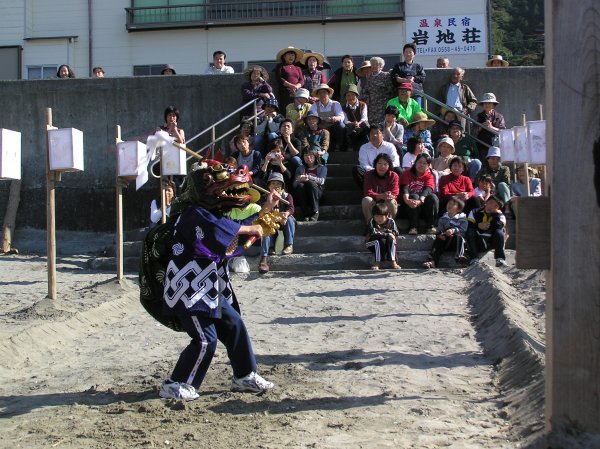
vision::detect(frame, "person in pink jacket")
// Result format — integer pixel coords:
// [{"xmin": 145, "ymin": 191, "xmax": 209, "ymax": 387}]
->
[
  {"xmin": 361, "ymin": 153, "xmax": 400, "ymax": 223},
  {"xmin": 438, "ymin": 156, "xmax": 479, "ymax": 215}
]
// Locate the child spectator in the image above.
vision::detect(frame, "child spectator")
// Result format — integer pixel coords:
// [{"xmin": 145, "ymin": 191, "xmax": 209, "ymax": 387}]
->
[
  {"xmin": 473, "ymin": 174, "xmax": 495, "ymax": 205},
  {"xmin": 422, "ymin": 196, "xmax": 468, "ymax": 268},
  {"xmin": 254, "ymin": 98, "xmax": 284, "ymax": 155},
  {"xmin": 400, "ymin": 153, "xmax": 438, "ymax": 235},
  {"xmin": 258, "ymin": 172, "xmax": 296, "ymax": 273},
  {"xmin": 278, "ymin": 119, "xmax": 302, "ymax": 175},
  {"xmin": 299, "ymin": 111, "xmax": 330, "ymax": 163},
  {"xmin": 402, "ymin": 136, "xmax": 426, "ymax": 169},
  {"xmin": 256, "ymin": 139, "xmax": 292, "ymax": 187},
  {"xmin": 404, "ymin": 111, "xmax": 435, "ymax": 154},
  {"xmin": 149, "ymin": 180, "xmax": 176, "ymax": 227},
  {"xmin": 286, "ymin": 88, "xmax": 311, "ymax": 134},
  {"xmin": 466, "ymin": 195, "xmax": 508, "ymax": 267},
  {"xmin": 231, "ymin": 135, "xmax": 263, "ymax": 177},
  {"xmin": 227, "ymin": 120, "xmax": 255, "ymax": 161},
  {"xmin": 381, "ymin": 105, "xmax": 404, "ymax": 155},
  {"xmin": 365, "ymin": 202, "xmax": 401, "ymax": 270}
]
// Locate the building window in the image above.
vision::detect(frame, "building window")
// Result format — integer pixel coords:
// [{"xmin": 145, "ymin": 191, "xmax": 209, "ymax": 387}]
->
[
  {"xmin": 27, "ymin": 65, "xmax": 58, "ymax": 80},
  {"xmin": 133, "ymin": 64, "xmax": 167, "ymax": 76}
]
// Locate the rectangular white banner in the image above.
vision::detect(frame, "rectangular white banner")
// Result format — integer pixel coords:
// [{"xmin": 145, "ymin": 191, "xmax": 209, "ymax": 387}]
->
[{"xmin": 406, "ymin": 14, "xmax": 487, "ymax": 56}]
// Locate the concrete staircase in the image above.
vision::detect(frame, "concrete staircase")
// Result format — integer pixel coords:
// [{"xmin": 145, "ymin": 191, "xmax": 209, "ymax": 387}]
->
[{"xmin": 88, "ymin": 150, "xmax": 515, "ymax": 273}]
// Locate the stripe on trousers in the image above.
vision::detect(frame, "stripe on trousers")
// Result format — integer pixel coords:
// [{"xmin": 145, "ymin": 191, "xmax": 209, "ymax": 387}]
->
[
  {"xmin": 186, "ymin": 316, "xmax": 208, "ymax": 386},
  {"xmin": 365, "ymin": 240, "xmax": 381, "ymax": 262}
]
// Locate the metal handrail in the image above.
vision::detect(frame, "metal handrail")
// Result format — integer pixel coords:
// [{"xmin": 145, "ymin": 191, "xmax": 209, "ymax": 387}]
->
[{"xmin": 416, "ymin": 91, "xmax": 498, "ymax": 149}]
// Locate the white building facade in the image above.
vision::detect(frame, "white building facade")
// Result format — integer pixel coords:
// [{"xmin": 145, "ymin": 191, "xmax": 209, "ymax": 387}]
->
[{"xmin": 0, "ymin": 0, "xmax": 488, "ymax": 79}]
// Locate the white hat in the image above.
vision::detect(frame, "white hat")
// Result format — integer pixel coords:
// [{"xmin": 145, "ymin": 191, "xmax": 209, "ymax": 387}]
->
[
  {"xmin": 436, "ymin": 136, "xmax": 455, "ymax": 152},
  {"xmin": 479, "ymin": 92, "xmax": 499, "ymax": 105},
  {"xmin": 486, "ymin": 146, "xmax": 501, "ymax": 158}
]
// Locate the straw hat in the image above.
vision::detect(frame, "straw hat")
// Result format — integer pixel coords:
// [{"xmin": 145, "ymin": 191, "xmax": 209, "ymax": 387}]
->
[
  {"xmin": 301, "ymin": 52, "xmax": 325, "ymax": 66},
  {"xmin": 244, "ymin": 65, "xmax": 269, "ymax": 81},
  {"xmin": 312, "ymin": 83, "xmax": 334, "ymax": 97},
  {"xmin": 356, "ymin": 60, "xmax": 372, "ymax": 77},
  {"xmin": 408, "ymin": 111, "xmax": 435, "ymax": 128},
  {"xmin": 479, "ymin": 92, "xmax": 499, "ymax": 105},
  {"xmin": 486, "ymin": 55, "xmax": 509, "ymax": 67},
  {"xmin": 276, "ymin": 46, "xmax": 304, "ymax": 62}
]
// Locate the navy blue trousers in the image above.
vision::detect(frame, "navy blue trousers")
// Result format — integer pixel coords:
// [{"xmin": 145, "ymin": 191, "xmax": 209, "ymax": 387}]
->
[{"xmin": 170, "ymin": 299, "xmax": 256, "ymax": 389}]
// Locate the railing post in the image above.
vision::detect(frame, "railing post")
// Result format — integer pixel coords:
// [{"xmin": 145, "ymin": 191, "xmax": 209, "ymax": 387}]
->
[
  {"xmin": 253, "ymin": 101, "xmax": 258, "ymax": 132},
  {"xmin": 211, "ymin": 126, "xmax": 216, "ymax": 159}
]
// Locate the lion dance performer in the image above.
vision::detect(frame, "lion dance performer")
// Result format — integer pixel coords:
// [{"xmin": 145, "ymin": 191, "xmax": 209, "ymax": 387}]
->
[{"xmin": 140, "ymin": 161, "xmax": 278, "ymax": 401}]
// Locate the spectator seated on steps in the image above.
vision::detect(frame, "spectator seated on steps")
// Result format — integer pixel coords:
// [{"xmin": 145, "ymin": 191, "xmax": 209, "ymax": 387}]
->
[
  {"xmin": 431, "ymin": 136, "xmax": 455, "ymax": 190},
  {"xmin": 353, "ymin": 123, "xmax": 401, "ymax": 188},
  {"xmin": 466, "ymin": 195, "xmax": 508, "ymax": 268},
  {"xmin": 230, "ymin": 134, "xmax": 263, "ymax": 178},
  {"xmin": 149, "ymin": 180, "xmax": 176, "ymax": 228},
  {"xmin": 474, "ymin": 146, "xmax": 511, "ymax": 210},
  {"xmin": 399, "ymin": 153, "xmax": 439, "ymax": 235},
  {"xmin": 438, "ymin": 156, "xmax": 479, "ymax": 216},
  {"xmin": 509, "ymin": 165, "xmax": 542, "ymax": 218},
  {"xmin": 254, "ymin": 98, "xmax": 284, "ymax": 155},
  {"xmin": 256, "ymin": 139, "xmax": 292, "ymax": 188},
  {"xmin": 385, "ymin": 81, "xmax": 421, "ymax": 130},
  {"xmin": 342, "ymin": 83, "xmax": 369, "ymax": 152},
  {"xmin": 361, "ymin": 153, "xmax": 400, "ymax": 225},
  {"xmin": 298, "ymin": 111, "xmax": 330, "ymax": 164},
  {"xmin": 448, "ymin": 120, "xmax": 481, "ymax": 182},
  {"xmin": 292, "ymin": 148, "xmax": 327, "ymax": 222},
  {"xmin": 402, "ymin": 111, "xmax": 435, "ymax": 155},
  {"xmin": 474, "ymin": 92, "xmax": 506, "ymax": 159},
  {"xmin": 380, "ymin": 105, "xmax": 404, "ymax": 156},
  {"xmin": 422, "ymin": 196, "xmax": 468, "ymax": 269},
  {"xmin": 308, "ymin": 83, "xmax": 346, "ymax": 152},
  {"xmin": 286, "ymin": 88, "xmax": 311, "ymax": 134},
  {"xmin": 365, "ymin": 202, "xmax": 401, "ymax": 271},
  {"xmin": 258, "ymin": 172, "xmax": 296, "ymax": 274}
]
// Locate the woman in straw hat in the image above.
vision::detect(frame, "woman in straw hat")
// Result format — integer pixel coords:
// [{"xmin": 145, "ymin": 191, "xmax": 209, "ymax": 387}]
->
[
  {"xmin": 475, "ymin": 92, "xmax": 506, "ymax": 159},
  {"xmin": 404, "ymin": 111, "xmax": 435, "ymax": 154},
  {"xmin": 275, "ymin": 46, "xmax": 305, "ymax": 109},
  {"xmin": 301, "ymin": 52, "xmax": 326, "ymax": 103},
  {"xmin": 362, "ymin": 56, "xmax": 394, "ymax": 126},
  {"xmin": 241, "ymin": 65, "xmax": 273, "ymax": 118},
  {"xmin": 486, "ymin": 55, "xmax": 509, "ymax": 67}
]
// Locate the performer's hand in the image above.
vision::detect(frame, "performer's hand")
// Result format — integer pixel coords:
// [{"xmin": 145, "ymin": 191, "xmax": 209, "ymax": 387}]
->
[{"xmin": 239, "ymin": 224, "xmax": 263, "ymax": 238}]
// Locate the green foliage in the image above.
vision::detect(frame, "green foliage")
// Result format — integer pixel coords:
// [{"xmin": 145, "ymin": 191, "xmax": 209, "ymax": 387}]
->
[{"xmin": 491, "ymin": 0, "xmax": 544, "ymax": 66}]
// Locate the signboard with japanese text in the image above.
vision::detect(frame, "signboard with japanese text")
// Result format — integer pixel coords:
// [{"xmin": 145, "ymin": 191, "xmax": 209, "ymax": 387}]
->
[{"xmin": 406, "ymin": 14, "xmax": 487, "ymax": 56}]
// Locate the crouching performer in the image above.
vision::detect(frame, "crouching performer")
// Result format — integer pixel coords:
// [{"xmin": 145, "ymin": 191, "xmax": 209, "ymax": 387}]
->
[{"xmin": 139, "ymin": 161, "xmax": 278, "ymax": 401}]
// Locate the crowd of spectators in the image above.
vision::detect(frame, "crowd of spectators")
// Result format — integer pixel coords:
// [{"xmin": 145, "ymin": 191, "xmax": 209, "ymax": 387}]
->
[{"xmin": 141, "ymin": 46, "xmax": 534, "ymax": 270}]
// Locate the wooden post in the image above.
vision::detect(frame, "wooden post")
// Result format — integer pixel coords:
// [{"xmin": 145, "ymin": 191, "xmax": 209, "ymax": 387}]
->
[
  {"xmin": 1, "ymin": 179, "xmax": 21, "ymax": 253},
  {"xmin": 546, "ymin": 0, "xmax": 600, "ymax": 440},
  {"xmin": 159, "ymin": 147, "xmax": 166, "ymax": 224},
  {"xmin": 45, "ymin": 108, "xmax": 57, "ymax": 300},
  {"xmin": 521, "ymin": 113, "xmax": 531, "ymax": 197},
  {"xmin": 115, "ymin": 125, "xmax": 124, "ymax": 282}
]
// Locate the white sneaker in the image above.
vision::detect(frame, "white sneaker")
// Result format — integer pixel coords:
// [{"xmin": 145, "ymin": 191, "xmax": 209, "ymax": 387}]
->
[
  {"xmin": 231, "ymin": 372, "xmax": 274, "ymax": 393},
  {"xmin": 159, "ymin": 380, "xmax": 199, "ymax": 401},
  {"xmin": 495, "ymin": 258, "xmax": 508, "ymax": 267}
]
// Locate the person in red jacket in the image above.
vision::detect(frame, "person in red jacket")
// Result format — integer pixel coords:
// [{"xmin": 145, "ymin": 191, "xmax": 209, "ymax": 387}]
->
[
  {"xmin": 399, "ymin": 153, "xmax": 438, "ymax": 235},
  {"xmin": 438, "ymin": 156, "xmax": 479, "ymax": 215},
  {"xmin": 361, "ymin": 153, "xmax": 400, "ymax": 223}
]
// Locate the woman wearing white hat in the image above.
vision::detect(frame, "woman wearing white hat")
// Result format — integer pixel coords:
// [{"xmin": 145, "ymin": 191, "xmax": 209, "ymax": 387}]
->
[{"xmin": 475, "ymin": 92, "xmax": 506, "ymax": 159}]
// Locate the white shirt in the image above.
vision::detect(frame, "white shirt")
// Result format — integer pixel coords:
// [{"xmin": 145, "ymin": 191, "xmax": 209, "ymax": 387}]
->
[
  {"xmin": 358, "ymin": 140, "xmax": 400, "ymax": 170},
  {"xmin": 205, "ymin": 65, "xmax": 234, "ymax": 74}
]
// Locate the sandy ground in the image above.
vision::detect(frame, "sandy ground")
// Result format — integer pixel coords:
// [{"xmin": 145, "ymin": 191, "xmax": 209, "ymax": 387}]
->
[{"xmin": 0, "ymin": 232, "xmax": 547, "ymax": 449}]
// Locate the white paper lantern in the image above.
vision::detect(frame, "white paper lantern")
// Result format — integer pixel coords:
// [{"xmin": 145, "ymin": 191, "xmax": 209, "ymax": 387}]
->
[
  {"xmin": 0, "ymin": 128, "xmax": 21, "ymax": 180},
  {"xmin": 498, "ymin": 129, "xmax": 515, "ymax": 162},
  {"xmin": 117, "ymin": 141, "xmax": 146, "ymax": 178},
  {"xmin": 48, "ymin": 128, "xmax": 84, "ymax": 172},
  {"xmin": 161, "ymin": 142, "xmax": 186, "ymax": 176},
  {"xmin": 527, "ymin": 120, "xmax": 546, "ymax": 165}
]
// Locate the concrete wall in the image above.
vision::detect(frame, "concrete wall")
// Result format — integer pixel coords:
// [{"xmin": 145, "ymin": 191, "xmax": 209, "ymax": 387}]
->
[{"xmin": 0, "ymin": 66, "xmax": 544, "ymax": 231}]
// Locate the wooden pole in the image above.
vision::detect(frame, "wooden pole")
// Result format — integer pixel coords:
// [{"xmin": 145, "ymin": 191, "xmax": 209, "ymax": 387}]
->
[
  {"xmin": 546, "ymin": 0, "xmax": 600, "ymax": 440},
  {"xmin": 159, "ymin": 148, "xmax": 166, "ymax": 224},
  {"xmin": 46, "ymin": 108, "xmax": 57, "ymax": 300},
  {"xmin": 1, "ymin": 179, "xmax": 21, "ymax": 253},
  {"xmin": 115, "ymin": 125, "xmax": 124, "ymax": 282},
  {"xmin": 521, "ymin": 113, "xmax": 531, "ymax": 197}
]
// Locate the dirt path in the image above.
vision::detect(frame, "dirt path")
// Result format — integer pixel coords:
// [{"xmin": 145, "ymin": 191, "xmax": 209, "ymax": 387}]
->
[{"xmin": 0, "ymin": 254, "xmax": 539, "ymax": 449}]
